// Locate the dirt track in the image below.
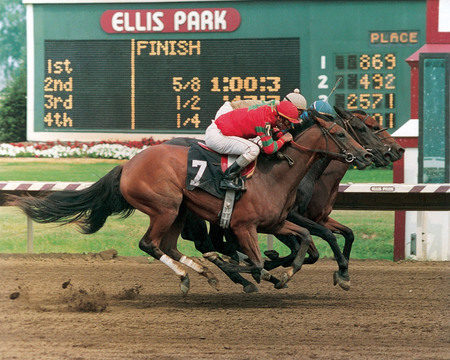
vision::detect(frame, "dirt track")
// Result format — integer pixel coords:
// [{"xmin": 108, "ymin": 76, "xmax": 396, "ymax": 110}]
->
[{"xmin": 0, "ymin": 253, "xmax": 448, "ymax": 360}]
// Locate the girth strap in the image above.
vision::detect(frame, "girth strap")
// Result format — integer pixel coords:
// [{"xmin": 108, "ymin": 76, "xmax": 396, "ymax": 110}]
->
[{"xmin": 219, "ymin": 190, "xmax": 236, "ymax": 228}]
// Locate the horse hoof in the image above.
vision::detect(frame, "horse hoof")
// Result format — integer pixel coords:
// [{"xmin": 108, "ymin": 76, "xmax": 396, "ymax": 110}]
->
[
  {"xmin": 333, "ymin": 271, "xmax": 350, "ymax": 291},
  {"xmin": 278, "ymin": 273, "xmax": 291, "ymax": 288},
  {"xmin": 203, "ymin": 252, "xmax": 218, "ymax": 261},
  {"xmin": 274, "ymin": 282, "xmax": 288, "ymax": 290},
  {"xmin": 180, "ymin": 275, "xmax": 190, "ymax": 296},
  {"xmin": 208, "ymin": 278, "xmax": 220, "ymax": 291},
  {"xmin": 264, "ymin": 250, "xmax": 280, "ymax": 260},
  {"xmin": 243, "ymin": 283, "xmax": 259, "ymax": 293},
  {"xmin": 251, "ymin": 273, "xmax": 261, "ymax": 284}
]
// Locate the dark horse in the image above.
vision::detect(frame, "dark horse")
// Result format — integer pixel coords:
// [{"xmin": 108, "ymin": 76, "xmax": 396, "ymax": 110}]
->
[
  {"xmin": 9, "ymin": 114, "xmax": 373, "ymax": 295},
  {"xmin": 287, "ymin": 107, "xmax": 405, "ymax": 286},
  {"xmin": 173, "ymin": 107, "xmax": 397, "ymax": 292},
  {"xmin": 269, "ymin": 106, "xmax": 405, "ymax": 290}
]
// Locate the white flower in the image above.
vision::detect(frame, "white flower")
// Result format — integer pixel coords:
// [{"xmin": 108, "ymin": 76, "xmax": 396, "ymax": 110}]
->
[{"xmin": 0, "ymin": 141, "xmax": 157, "ymax": 159}]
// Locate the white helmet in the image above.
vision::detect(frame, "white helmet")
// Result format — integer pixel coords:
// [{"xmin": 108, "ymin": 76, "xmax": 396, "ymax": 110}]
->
[{"xmin": 283, "ymin": 89, "xmax": 307, "ymax": 110}]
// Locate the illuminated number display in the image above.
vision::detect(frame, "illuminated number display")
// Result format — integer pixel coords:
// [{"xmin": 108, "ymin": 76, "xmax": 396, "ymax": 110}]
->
[
  {"xmin": 334, "ymin": 53, "xmax": 397, "ymax": 128},
  {"xmin": 43, "ymin": 39, "xmax": 299, "ymax": 132}
]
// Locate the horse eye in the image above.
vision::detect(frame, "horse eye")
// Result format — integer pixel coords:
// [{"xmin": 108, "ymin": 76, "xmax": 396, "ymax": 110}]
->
[
  {"xmin": 338, "ymin": 132, "xmax": 346, "ymax": 138},
  {"xmin": 373, "ymin": 126, "xmax": 380, "ymax": 131}
]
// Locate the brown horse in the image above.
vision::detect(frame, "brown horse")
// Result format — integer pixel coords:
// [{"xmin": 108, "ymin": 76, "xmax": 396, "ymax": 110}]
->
[
  {"xmin": 9, "ymin": 114, "xmax": 373, "ymax": 295},
  {"xmin": 177, "ymin": 108, "xmax": 395, "ymax": 292}
]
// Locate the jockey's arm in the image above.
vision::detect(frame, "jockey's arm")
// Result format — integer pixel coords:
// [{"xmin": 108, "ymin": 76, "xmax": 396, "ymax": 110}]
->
[{"xmin": 255, "ymin": 125, "xmax": 288, "ymax": 155}]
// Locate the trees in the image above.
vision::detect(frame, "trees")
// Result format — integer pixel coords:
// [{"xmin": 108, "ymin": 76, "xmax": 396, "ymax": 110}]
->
[
  {"xmin": 0, "ymin": 0, "xmax": 26, "ymax": 84},
  {"xmin": 0, "ymin": 65, "xmax": 26, "ymax": 142},
  {"xmin": 0, "ymin": 0, "xmax": 26, "ymax": 141}
]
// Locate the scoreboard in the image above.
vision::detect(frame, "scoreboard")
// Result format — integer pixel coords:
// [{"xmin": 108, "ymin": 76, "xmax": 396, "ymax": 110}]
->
[
  {"xmin": 28, "ymin": 1, "xmax": 427, "ymax": 141},
  {"xmin": 333, "ymin": 52, "xmax": 398, "ymax": 128},
  {"xmin": 43, "ymin": 38, "xmax": 299, "ymax": 132}
]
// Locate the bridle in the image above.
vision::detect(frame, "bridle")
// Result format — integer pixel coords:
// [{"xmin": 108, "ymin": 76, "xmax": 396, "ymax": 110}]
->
[
  {"xmin": 351, "ymin": 112, "xmax": 393, "ymax": 151},
  {"xmin": 290, "ymin": 120, "xmax": 356, "ymax": 163}
]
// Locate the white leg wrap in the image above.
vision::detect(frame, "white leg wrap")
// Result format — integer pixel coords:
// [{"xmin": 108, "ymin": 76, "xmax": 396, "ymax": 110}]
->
[
  {"xmin": 180, "ymin": 255, "xmax": 204, "ymax": 273},
  {"xmin": 159, "ymin": 254, "xmax": 186, "ymax": 277},
  {"xmin": 261, "ymin": 269, "xmax": 272, "ymax": 281}
]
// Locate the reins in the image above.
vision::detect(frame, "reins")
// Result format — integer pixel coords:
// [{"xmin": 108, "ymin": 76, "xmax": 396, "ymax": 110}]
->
[
  {"xmin": 290, "ymin": 120, "xmax": 356, "ymax": 163},
  {"xmin": 353, "ymin": 112, "xmax": 393, "ymax": 150}
]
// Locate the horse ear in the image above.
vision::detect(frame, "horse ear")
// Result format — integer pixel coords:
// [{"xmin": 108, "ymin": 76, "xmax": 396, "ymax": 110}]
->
[
  {"xmin": 308, "ymin": 108, "xmax": 333, "ymax": 122},
  {"xmin": 334, "ymin": 106, "xmax": 350, "ymax": 119},
  {"xmin": 308, "ymin": 108, "xmax": 320, "ymax": 118}
]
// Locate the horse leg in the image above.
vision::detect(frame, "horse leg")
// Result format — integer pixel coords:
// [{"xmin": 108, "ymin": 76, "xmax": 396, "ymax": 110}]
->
[
  {"xmin": 203, "ymin": 252, "xmax": 259, "ymax": 293},
  {"xmin": 166, "ymin": 250, "xmax": 220, "ymax": 291},
  {"xmin": 181, "ymin": 209, "xmax": 222, "ymax": 256},
  {"xmin": 274, "ymin": 221, "xmax": 312, "ymax": 288},
  {"xmin": 320, "ymin": 217, "xmax": 354, "ymax": 291},
  {"xmin": 139, "ymin": 237, "xmax": 190, "ymax": 296},
  {"xmin": 305, "ymin": 240, "xmax": 320, "ymax": 264},
  {"xmin": 324, "ymin": 217, "xmax": 355, "ymax": 261},
  {"xmin": 208, "ymin": 225, "xmax": 260, "ymax": 293},
  {"xmin": 137, "ymin": 209, "xmax": 194, "ymax": 296},
  {"xmin": 219, "ymin": 227, "xmax": 284, "ymax": 289},
  {"xmin": 232, "ymin": 226, "xmax": 265, "ymax": 283},
  {"xmin": 288, "ymin": 212, "xmax": 350, "ymax": 290},
  {"xmin": 287, "ymin": 211, "xmax": 323, "ymax": 264},
  {"xmin": 264, "ymin": 234, "xmax": 299, "ymax": 270},
  {"xmin": 181, "ymin": 212, "xmax": 258, "ymax": 293},
  {"xmin": 162, "ymin": 212, "xmax": 220, "ymax": 291},
  {"xmin": 263, "ymin": 234, "xmax": 318, "ymax": 270}
]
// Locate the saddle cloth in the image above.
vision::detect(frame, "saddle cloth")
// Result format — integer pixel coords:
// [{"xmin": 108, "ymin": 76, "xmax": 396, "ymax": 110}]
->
[{"xmin": 186, "ymin": 142, "xmax": 256, "ymax": 200}]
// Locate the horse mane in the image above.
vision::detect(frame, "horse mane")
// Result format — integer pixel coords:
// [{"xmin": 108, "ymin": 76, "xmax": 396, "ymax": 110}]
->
[
  {"xmin": 289, "ymin": 111, "xmax": 315, "ymax": 138},
  {"xmin": 289, "ymin": 108, "xmax": 334, "ymax": 138},
  {"xmin": 352, "ymin": 110, "xmax": 367, "ymax": 116}
]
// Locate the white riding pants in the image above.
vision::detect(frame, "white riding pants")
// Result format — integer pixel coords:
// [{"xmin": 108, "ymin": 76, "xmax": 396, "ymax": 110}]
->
[
  {"xmin": 214, "ymin": 101, "xmax": 234, "ymax": 120},
  {"xmin": 205, "ymin": 122, "xmax": 260, "ymax": 163}
]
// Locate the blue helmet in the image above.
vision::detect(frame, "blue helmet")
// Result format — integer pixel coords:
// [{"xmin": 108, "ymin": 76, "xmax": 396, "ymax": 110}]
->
[{"xmin": 310, "ymin": 100, "xmax": 333, "ymax": 116}]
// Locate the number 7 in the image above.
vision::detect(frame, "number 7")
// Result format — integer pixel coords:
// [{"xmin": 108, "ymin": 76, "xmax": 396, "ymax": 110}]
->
[{"xmin": 190, "ymin": 160, "xmax": 207, "ymax": 186}]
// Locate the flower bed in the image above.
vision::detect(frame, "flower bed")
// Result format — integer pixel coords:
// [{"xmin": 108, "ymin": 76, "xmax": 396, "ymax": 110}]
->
[{"xmin": 0, "ymin": 138, "xmax": 168, "ymax": 159}]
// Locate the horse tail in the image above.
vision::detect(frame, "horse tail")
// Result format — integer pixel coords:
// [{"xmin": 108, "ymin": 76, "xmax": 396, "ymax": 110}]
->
[{"xmin": 9, "ymin": 165, "xmax": 134, "ymax": 234}]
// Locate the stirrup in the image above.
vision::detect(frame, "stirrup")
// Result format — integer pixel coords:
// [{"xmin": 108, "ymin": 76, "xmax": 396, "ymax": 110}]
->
[{"xmin": 219, "ymin": 179, "xmax": 242, "ymax": 191}]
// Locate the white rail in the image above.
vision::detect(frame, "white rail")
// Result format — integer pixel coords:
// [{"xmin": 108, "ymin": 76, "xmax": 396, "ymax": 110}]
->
[{"xmin": 1, "ymin": 181, "xmax": 449, "ymax": 253}]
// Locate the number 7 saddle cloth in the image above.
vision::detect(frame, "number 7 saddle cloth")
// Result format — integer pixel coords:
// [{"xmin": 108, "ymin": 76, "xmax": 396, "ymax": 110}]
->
[{"xmin": 186, "ymin": 142, "xmax": 256, "ymax": 200}]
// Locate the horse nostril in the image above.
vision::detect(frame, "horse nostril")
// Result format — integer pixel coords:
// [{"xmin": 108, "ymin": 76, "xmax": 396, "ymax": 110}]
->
[
  {"xmin": 398, "ymin": 147, "xmax": 405, "ymax": 154},
  {"xmin": 365, "ymin": 152, "xmax": 373, "ymax": 160}
]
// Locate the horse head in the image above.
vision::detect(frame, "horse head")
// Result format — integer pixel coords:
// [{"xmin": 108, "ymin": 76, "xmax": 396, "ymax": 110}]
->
[
  {"xmin": 333, "ymin": 106, "xmax": 390, "ymax": 167},
  {"xmin": 334, "ymin": 106, "xmax": 405, "ymax": 163},
  {"xmin": 290, "ymin": 109, "xmax": 373, "ymax": 170}
]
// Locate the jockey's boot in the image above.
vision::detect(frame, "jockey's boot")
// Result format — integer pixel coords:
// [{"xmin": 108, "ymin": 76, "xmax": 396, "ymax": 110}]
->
[
  {"xmin": 219, "ymin": 162, "xmax": 243, "ymax": 191},
  {"xmin": 219, "ymin": 155, "xmax": 251, "ymax": 191}
]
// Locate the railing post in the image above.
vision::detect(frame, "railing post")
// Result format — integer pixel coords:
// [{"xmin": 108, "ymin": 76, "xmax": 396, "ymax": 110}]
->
[
  {"xmin": 267, "ymin": 234, "xmax": 273, "ymax": 251},
  {"xmin": 27, "ymin": 215, "xmax": 34, "ymax": 253}
]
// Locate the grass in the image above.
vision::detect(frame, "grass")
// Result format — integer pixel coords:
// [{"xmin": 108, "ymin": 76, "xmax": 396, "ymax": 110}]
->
[
  {"xmin": 0, "ymin": 159, "xmax": 126, "ymax": 182},
  {"xmin": 0, "ymin": 159, "xmax": 394, "ymax": 259}
]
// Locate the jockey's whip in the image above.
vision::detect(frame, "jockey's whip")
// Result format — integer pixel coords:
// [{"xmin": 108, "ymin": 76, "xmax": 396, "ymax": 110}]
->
[
  {"xmin": 317, "ymin": 76, "xmax": 343, "ymax": 113},
  {"xmin": 326, "ymin": 76, "xmax": 343, "ymax": 101}
]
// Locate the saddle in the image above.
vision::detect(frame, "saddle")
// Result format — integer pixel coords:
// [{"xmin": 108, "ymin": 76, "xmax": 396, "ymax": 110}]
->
[{"xmin": 186, "ymin": 142, "xmax": 256, "ymax": 201}]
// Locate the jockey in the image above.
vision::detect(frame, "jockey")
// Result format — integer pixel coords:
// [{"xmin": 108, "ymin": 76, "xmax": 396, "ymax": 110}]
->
[
  {"xmin": 205, "ymin": 101, "xmax": 300, "ymax": 191},
  {"xmin": 215, "ymin": 88, "xmax": 308, "ymax": 121},
  {"xmin": 283, "ymin": 88, "xmax": 308, "ymax": 118},
  {"xmin": 301, "ymin": 99, "xmax": 334, "ymax": 120}
]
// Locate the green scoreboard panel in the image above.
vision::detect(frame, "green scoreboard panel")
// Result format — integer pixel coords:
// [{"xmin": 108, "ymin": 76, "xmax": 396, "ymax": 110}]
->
[
  {"xmin": 43, "ymin": 38, "xmax": 299, "ymax": 132},
  {"xmin": 333, "ymin": 52, "xmax": 398, "ymax": 128},
  {"xmin": 29, "ymin": 1, "xmax": 427, "ymax": 140}
]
